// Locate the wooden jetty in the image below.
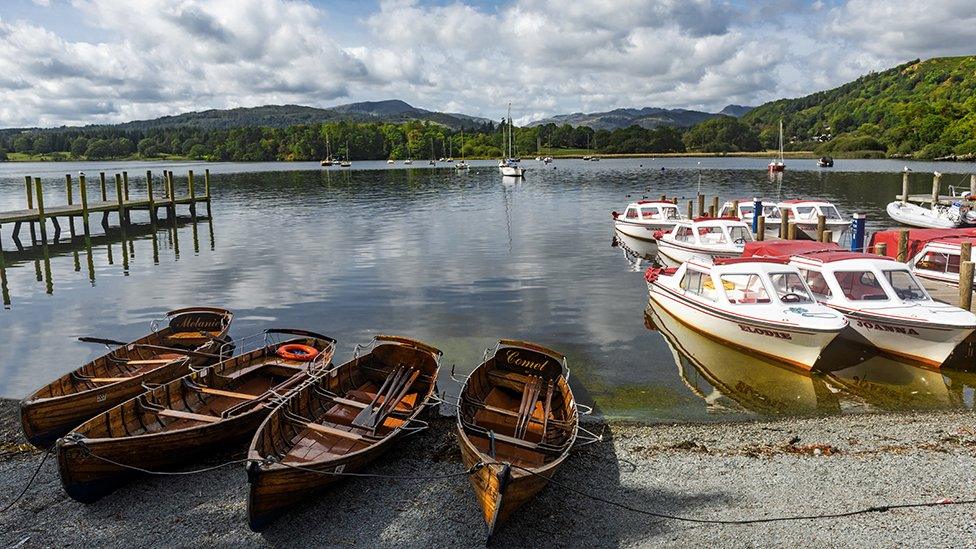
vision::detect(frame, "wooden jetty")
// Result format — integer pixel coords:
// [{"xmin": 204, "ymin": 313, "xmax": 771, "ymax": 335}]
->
[
  {"xmin": 896, "ymin": 172, "xmax": 976, "ymax": 206},
  {"xmin": 0, "ymin": 169, "xmax": 212, "ymax": 246}
]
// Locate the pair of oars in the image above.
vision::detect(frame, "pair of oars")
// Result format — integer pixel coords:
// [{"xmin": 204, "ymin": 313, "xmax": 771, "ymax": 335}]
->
[
  {"xmin": 77, "ymin": 336, "xmax": 222, "ymax": 360},
  {"xmin": 352, "ymin": 364, "xmax": 419, "ymax": 431}
]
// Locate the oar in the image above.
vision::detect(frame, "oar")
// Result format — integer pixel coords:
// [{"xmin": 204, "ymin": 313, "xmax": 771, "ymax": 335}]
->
[
  {"xmin": 77, "ymin": 337, "xmax": 222, "ymax": 360},
  {"xmin": 352, "ymin": 364, "xmax": 405, "ymax": 427}
]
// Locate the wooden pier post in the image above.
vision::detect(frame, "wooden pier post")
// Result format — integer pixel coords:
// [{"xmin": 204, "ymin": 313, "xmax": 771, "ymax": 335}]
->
[
  {"xmin": 147, "ymin": 170, "xmax": 156, "ymax": 224},
  {"xmin": 787, "ymin": 222, "xmax": 797, "ymax": 241},
  {"xmin": 960, "ymin": 261, "xmax": 974, "ymax": 311},
  {"xmin": 167, "ymin": 172, "xmax": 176, "ymax": 219},
  {"xmin": 697, "ymin": 194, "xmax": 705, "ymax": 217},
  {"xmin": 731, "ymin": 200, "xmax": 739, "ymax": 218},
  {"xmin": 122, "ymin": 171, "xmax": 130, "ymax": 201},
  {"xmin": 708, "ymin": 204, "xmax": 716, "ymax": 218},
  {"xmin": 756, "ymin": 216, "xmax": 765, "ymax": 241},
  {"xmin": 65, "ymin": 174, "xmax": 76, "ymax": 238},
  {"xmin": 24, "ymin": 175, "xmax": 36, "ymax": 245},
  {"xmin": 961, "ymin": 242, "xmax": 972, "ymax": 266},
  {"xmin": 931, "ymin": 172, "xmax": 942, "ymax": 205},
  {"xmin": 115, "ymin": 174, "xmax": 127, "ymax": 227},
  {"xmin": 33, "ymin": 178, "xmax": 47, "ymax": 244},
  {"xmin": 686, "ymin": 200, "xmax": 693, "ymax": 220},
  {"xmin": 204, "ymin": 169, "xmax": 211, "ymax": 200},
  {"xmin": 79, "ymin": 173, "xmax": 90, "ymax": 236},
  {"xmin": 711, "ymin": 196, "xmax": 719, "ymax": 217},
  {"xmin": 816, "ymin": 214, "xmax": 826, "ymax": 242},
  {"xmin": 100, "ymin": 172, "xmax": 107, "ymax": 201},
  {"xmin": 188, "ymin": 170, "xmax": 196, "ymax": 217},
  {"xmin": 901, "ymin": 170, "xmax": 910, "ymax": 204},
  {"xmin": 971, "ymin": 174, "xmax": 976, "ymax": 199},
  {"xmin": 779, "ymin": 208, "xmax": 789, "ymax": 239},
  {"xmin": 822, "ymin": 230, "xmax": 833, "ymax": 244},
  {"xmin": 897, "ymin": 229, "xmax": 909, "ymax": 262},
  {"xmin": 876, "ymin": 242, "xmax": 887, "ymax": 256},
  {"xmin": 660, "ymin": 194, "xmax": 667, "ymax": 201}
]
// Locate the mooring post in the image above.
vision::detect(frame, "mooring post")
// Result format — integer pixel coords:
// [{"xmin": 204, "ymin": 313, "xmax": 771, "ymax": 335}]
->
[
  {"xmin": 823, "ymin": 230, "xmax": 833, "ymax": 244},
  {"xmin": 711, "ymin": 196, "xmax": 719, "ymax": 216},
  {"xmin": 787, "ymin": 222, "xmax": 797, "ymax": 240},
  {"xmin": 686, "ymin": 200, "xmax": 693, "ymax": 220},
  {"xmin": 850, "ymin": 213, "xmax": 866, "ymax": 252},
  {"xmin": 99, "ymin": 172, "xmax": 107, "ymax": 202},
  {"xmin": 731, "ymin": 199, "xmax": 739, "ymax": 218},
  {"xmin": 122, "ymin": 171, "xmax": 130, "ymax": 201},
  {"xmin": 751, "ymin": 198, "xmax": 761, "ymax": 233},
  {"xmin": 79, "ymin": 173, "xmax": 90, "ymax": 236},
  {"xmin": 897, "ymin": 229, "xmax": 909, "ymax": 262},
  {"xmin": 188, "ymin": 170, "xmax": 196, "ymax": 217},
  {"xmin": 115, "ymin": 174, "xmax": 126, "ymax": 227},
  {"xmin": 697, "ymin": 194, "xmax": 705, "ymax": 217},
  {"xmin": 779, "ymin": 207, "xmax": 789, "ymax": 239},
  {"xmin": 147, "ymin": 170, "xmax": 156, "ymax": 223},
  {"xmin": 708, "ymin": 204, "xmax": 716, "ymax": 218},
  {"xmin": 961, "ymin": 242, "xmax": 972, "ymax": 266},
  {"xmin": 33, "ymin": 178, "xmax": 47, "ymax": 244},
  {"xmin": 167, "ymin": 172, "xmax": 176, "ymax": 219},
  {"xmin": 756, "ymin": 216, "xmax": 765, "ymax": 241},
  {"xmin": 24, "ymin": 175, "xmax": 36, "ymax": 244},
  {"xmin": 876, "ymin": 242, "xmax": 887, "ymax": 256},
  {"xmin": 931, "ymin": 172, "xmax": 942, "ymax": 206},
  {"xmin": 204, "ymin": 169, "xmax": 211, "ymax": 200},
  {"xmin": 816, "ymin": 214, "xmax": 826, "ymax": 242},
  {"xmin": 960, "ymin": 261, "xmax": 974, "ymax": 311},
  {"xmin": 660, "ymin": 194, "xmax": 667, "ymax": 201},
  {"xmin": 901, "ymin": 170, "xmax": 910, "ymax": 204},
  {"xmin": 970, "ymin": 174, "xmax": 976, "ymax": 200}
]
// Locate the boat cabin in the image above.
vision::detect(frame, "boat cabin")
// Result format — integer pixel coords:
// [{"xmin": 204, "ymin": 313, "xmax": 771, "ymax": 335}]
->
[
  {"xmin": 666, "ymin": 217, "xmax": 754, "ymax": 246},
  {"xmin": 672, "ymin": 257, "xmax": 818, "ymax": 306},
  {"xmin": 871, "ymin": 228, "xmax": 976, "ymax": 287},
  {"xmin": 615, "ymin": 200, "xmax": 683, "ymax": 224},
  {"xmin": 777, "ymin": 200, "xmax": 845, "ymax": 224},
  {"xmin": 718, "ymin": 199, "xmax": 781, "ymax": 222}
]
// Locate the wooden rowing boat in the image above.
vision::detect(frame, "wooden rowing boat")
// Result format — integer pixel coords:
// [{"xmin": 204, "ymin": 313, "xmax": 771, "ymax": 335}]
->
[
  {"xmin": 21, "ymin": 307, "xmax": 234, "ymax": 448},
  {"xmin": 245, "ymin": 335, "xmax": 441, "ymax": 531},
  {"xmin": 457, "ymin": 339, "xmax": 578, "ymax": 542},
  {"xmin": 55, "ymin": 329, "xmax": 336, "ymax": 503}
]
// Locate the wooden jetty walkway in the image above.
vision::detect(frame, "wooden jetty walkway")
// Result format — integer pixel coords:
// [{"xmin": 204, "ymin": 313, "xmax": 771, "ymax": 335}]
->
[{"xmin": 0, "ymin": 169, "xmax": 212, "ymax": 247}]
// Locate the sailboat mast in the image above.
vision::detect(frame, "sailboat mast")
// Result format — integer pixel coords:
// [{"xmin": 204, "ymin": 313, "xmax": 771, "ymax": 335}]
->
[{"xmin": 779, "ymin": 119, "xmax": 784, "ymax": 162}]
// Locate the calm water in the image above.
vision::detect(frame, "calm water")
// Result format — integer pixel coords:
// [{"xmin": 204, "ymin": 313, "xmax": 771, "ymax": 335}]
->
[{"xmin": 2, "ymin": 157, "xmax": 976, "ymax": 421}]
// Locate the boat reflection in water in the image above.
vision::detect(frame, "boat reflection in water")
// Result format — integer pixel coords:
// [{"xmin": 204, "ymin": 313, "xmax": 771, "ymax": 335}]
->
[
  {"xmin": 647, "ymin": 304, "xmax": 975, "ymax": 416},
  {"xmin": 612, "ymin": 229, "xmax": 658, "ymax": 263}
]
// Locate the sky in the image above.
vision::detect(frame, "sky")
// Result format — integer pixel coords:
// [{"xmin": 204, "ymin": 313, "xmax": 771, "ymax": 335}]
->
[{"xmin": 0, "ymin": 0, "xmax": 975, "ymax": 128}]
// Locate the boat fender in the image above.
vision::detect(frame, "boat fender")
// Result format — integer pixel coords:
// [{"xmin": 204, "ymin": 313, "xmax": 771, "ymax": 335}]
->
[
  {"xmin": 612, "ymin": 211, "xmax": 619, "ymax": 219},
  {"xmin": 276, "ymin": 344, "xmax": 320, "ymax": 362},
  {"xmin": 652, "ymin": 230, "xmax": 664, "ymax": 240}
]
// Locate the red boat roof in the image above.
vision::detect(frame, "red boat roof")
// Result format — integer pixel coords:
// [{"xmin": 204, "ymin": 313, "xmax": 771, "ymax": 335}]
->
[
  {"xmin": 691, "ymin": 216, "xmax": 742, "ymax": 222},
  {"xmin": 869, "ymin": 228, "xmax": 976, "ymax": 259},
  {"xmin": 743, "ymin": 241, "xmax": 843, "ymax": 258},
  {"xmin": 636, "ymin": 200, "xmax": 676, "ymax": 205},
  {"xmin": 794, "ymin": 251, "xmax": 894, "ymax": 263},
  {"xmin": 713, "ymin": 256, "xmax": 789, "ymax": 266},
  {"xmin": 779, "ymin": 199, "xmax": 829, "ymax": 204}
]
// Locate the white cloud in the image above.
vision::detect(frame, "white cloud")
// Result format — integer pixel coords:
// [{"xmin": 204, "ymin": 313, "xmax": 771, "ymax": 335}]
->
[{"xmin": 0, "ymin": 0, "xmax": 974, "ymax": 127}]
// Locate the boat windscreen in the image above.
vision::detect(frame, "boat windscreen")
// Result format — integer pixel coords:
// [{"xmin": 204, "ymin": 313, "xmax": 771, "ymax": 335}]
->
[
  {"xmin": 728, "ymin": 226, "xmax": 753, "ymax": 244},
  {"xmin": 769, "ymin": 272, "xmax": 814, "ymax": 304},
  {"xmin": 720, "ymin": 274, "xmax": 770, "ymax": 304},
  {"xmin": 820, "ymin": 205, "xmax": 842, "ymax": 220},
  {"xmin": 884, "ymin": 270, "xmax": 929, "ymax": 301}
]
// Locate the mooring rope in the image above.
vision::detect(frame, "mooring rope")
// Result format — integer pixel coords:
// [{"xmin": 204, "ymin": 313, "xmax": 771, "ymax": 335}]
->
[
  {"xmin": 0, "ymin": 446, "xmax": 53, "ymax": 513},
  {"xmin": 505, "ymin": 463, "xmax": 976, "ymax": 525}
]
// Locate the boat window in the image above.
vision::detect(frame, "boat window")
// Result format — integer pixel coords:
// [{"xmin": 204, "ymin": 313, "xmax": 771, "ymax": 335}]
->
[
  {"xmin": 738, "ymin": 205, "xmax": 754, "ymax": 217},
  {"xmin": 727, "ymin": 226, "xmax": 753, "ymax": 245},
  {"xmin": 914, "ymin": 252, "xmax": 950, "ymax": 273},
  {"xmin": 884, "ymin": 270, "xmax": 929, "ymax": 301},
  {"xmin": 800, "ymin": 269, "xmax": 832, "ymax": 299},
  {"xmin": 834, "ymin": 270, "xmax": 888, "ymax": 301},
  {"xmin": 763, "ymin": 205, "xmax": 781, "ymax": 219},
  {"xmin": 948, "ymin": 253, "xmax": 961, "ymax": 274},
  {"xmin": 641, "ymin": 207, "xmax": 660, "ymax": 219},
  {"xmin": 625, "ymin": 208, "xmax": 638, "ymax": 219},
  {"xmin": 680, "ymin": 270, "xmax": 718, "ymax": 301},
  {"xmin": 795, "ymin": 206, "xmax": 817, "ymax": 220},
  {"xmin": 769, "ymin": 272, "xmax": 815, "ymax": 303},
  {"xmin": 698, "ymin": 226, "xmax": 727, "ymax": 244},
  {"xmin": 820, "ymin": 205, "xmax": 842, "ymax": 220},
  {"xmin": 721, "ymin": 274, "xmax": 770, "ymax": 304},
  {"xmin": 661, "ymin": 206, "xmax": 679, "ymax": 220},
  {"xmin": 674, "ymin": 226, "xmax": 694, "ymax": 242}
]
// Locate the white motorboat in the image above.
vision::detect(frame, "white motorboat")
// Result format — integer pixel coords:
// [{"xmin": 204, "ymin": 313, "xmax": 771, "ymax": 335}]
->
[
  {"xmin": 645, "ymin": 256, "xmax": 847, "ymax": 370},
  {"xmin": 655, "ymin": 217, "xmax": 754, "ymax": 267},
  {"xmin": 387, "ymin": 159, "xmax": 395, "ymax": 164},
  {"xmin": 871, "ymin": 228, "xmax": 976, "ymax": 289},
  {"xmin": 403, "ymin": 159, "xmax": 413, "ymax": 165},
  {"xmin": 776, "ymin": 199, "xmax": 850, "ymax": 243},
  {"xmin": 886, "ymin": 201, "xmax": 962, "ymax": 229},
  {"xmin": 744, "ymin": 241, "xmax": 976, "ymax": 367},
  {"xmin": 719, "ymin": 198, "xmax": 781, "ymax": 235},
  {"xmin": 612, "ymin": 200, "xmax": 685, "ymax": 245}
]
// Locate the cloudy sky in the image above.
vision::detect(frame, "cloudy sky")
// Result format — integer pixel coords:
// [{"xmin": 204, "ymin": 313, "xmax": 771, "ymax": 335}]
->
[{"xmin": 1, "ymin": 0, "xmax": 974, "ymax": 128}]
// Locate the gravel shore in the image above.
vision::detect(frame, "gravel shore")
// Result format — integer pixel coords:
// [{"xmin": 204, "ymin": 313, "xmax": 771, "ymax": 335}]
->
[{"xmin": 2, "ymin": 398, "xmax": 975, "ymax": 547}]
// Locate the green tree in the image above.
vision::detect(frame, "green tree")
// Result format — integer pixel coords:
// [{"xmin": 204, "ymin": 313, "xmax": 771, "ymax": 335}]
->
[{"xmin": 683, "ymin": 117, "xmax": 760, "ymax": 152}]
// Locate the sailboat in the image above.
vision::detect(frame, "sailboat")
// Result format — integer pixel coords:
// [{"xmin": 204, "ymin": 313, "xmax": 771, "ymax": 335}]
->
[
  {"xmin": 428, "ymin": 138, "xmax": 436, "ymax": 165},
  {"xmin": 499, "ymin": 103, "xmax": 525, "ymax": 178},
  {"xmin": 455, "ymin": 130, "xmax": 469, "ymax": 170},
  {"xmin": 320, "ymin": 133, "xmax": 334, "ymax": 166},
  {"xmin": 340, "ymin": 140, "xmax": 351, "ymax": 167},
  {"xmin": 768, "ymin": 119, "xmax": 785, "ymax": 173}
]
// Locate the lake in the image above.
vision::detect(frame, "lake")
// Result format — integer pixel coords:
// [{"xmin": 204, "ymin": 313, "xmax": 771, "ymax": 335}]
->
[{"xmin": 2, "ymin": 157, "xmax": 976, "ymax": 422}]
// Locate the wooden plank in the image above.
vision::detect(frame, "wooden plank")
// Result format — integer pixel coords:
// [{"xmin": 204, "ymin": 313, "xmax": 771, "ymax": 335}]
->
[
  {"xmin": 199, "ymin": 387, "xmax": 259, "ymax": 400},
  {"xmin": 87, "ymin": 377, "xmax": 131, "ymax": 383},
  {"xmin": 127, "ymin": 358, "xmax": 181, "ymax": 365},
  {"xmin": 157, "ymin": 409, "xmax": 220, "ymax": 423},
  {"xmin": 304, "ymin": 422, "xmax": 365, "ymax": 441},
  {"xmin": 167, "ymin": 331, "xmax": 219, "ymax": 340}
]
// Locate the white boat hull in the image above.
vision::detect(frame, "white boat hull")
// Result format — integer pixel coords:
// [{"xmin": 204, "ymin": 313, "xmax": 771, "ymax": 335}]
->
[
  {"xmin": 648, "ymin": 281, "xmax": 839, "ymax": 370},
  {"xmin": 836, "ymin": 307, "xmax": 974, "ymax": 367},
  {"xmin": 887, "ymin": 202, "xmax": 960, "ymax": 229},
  {"xmin": 656, "ymin": 240, "xmax": 740, "ymax": 267},
  {"xmin": 614, "ymin": 229, "xmax": 657, "ymax": 258},
  {"xmin": 500, "ymin": 166, "xmax": 524, "ymax": 177}
]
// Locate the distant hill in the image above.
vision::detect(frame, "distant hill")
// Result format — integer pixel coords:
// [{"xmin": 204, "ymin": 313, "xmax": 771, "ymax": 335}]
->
[
  {"xmin": 6, "ymin": 100, "xmax": 493, "ymax": 134},
  {"xmin": 527, "ymin": 107, "xmax": 721, "ymax": 130},
  {"xmin": 741, "ymin": 56, "xmax": 976, "ymax": 158},
  {"xmin": 718, "ymin": 104, "xmax": 753, "ymax": 117}
]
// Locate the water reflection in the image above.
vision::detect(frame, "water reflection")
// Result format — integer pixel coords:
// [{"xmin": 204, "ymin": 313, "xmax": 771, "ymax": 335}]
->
[
  {"xmin": 648, "ymin": 304, "xmax": 976, "ymax": 416},
  {"xmin": 0, "ymin": 214, "xmax": 214, "ymax": 308}
]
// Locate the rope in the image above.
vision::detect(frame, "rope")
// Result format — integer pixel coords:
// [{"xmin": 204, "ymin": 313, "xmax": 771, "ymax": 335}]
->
[
  {"xmin": 506, "ymin": 463, "xmax": 976, "ymax": 525},
  {"xmin": 272, "ymin": 459, "xmax": 484, "ymax": 480},
  {"xmin": 0, "ymin": 447, "xmax": 53, "ymax": 513}
]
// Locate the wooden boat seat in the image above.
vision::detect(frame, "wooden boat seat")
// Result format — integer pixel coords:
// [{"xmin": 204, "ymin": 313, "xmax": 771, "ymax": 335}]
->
[
  {"xmin": 156, "ymin": 409, "xmax": 220, "ymax": 424},
  {"xmin": 304, "ymin": 422, "xmax": 365, "ymax": 441},
  {"xmin": 346, "ymin": 390, "xmax": 417, "ymax": 413},
  {"xmin": 198, "ymin": 387, "xmax": 259, "ymax": 400},
  {"xmin": 87, "ymin": 377, "xmax": 132, "ymax": 383},
  {"xmin": 167, "ymin": 330, "xmax": 221, "ymax": 340},
  {"xmin": 127, "ymin": 357, "xmax": 183, "ymax": 366},
  {"xmin": 470, "ymin": 433, "xmax": 547, "ymax": 467}
]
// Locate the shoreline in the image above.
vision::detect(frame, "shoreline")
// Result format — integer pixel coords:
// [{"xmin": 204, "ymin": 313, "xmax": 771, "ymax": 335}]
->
[{"xmin": 2, "ymin": 398, "xmax": 975, "ymax": 546}]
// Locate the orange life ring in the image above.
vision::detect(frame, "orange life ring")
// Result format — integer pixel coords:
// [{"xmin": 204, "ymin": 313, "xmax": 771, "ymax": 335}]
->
[{"xmin": 276, "ymin": 344, "xmax": 319, "ymax": 362}]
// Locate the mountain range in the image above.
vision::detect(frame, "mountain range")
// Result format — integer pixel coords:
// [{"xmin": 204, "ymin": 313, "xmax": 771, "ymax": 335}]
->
[{"xmin": 526, "ymin": 104, "xmax": 752, "ymax": 130}]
